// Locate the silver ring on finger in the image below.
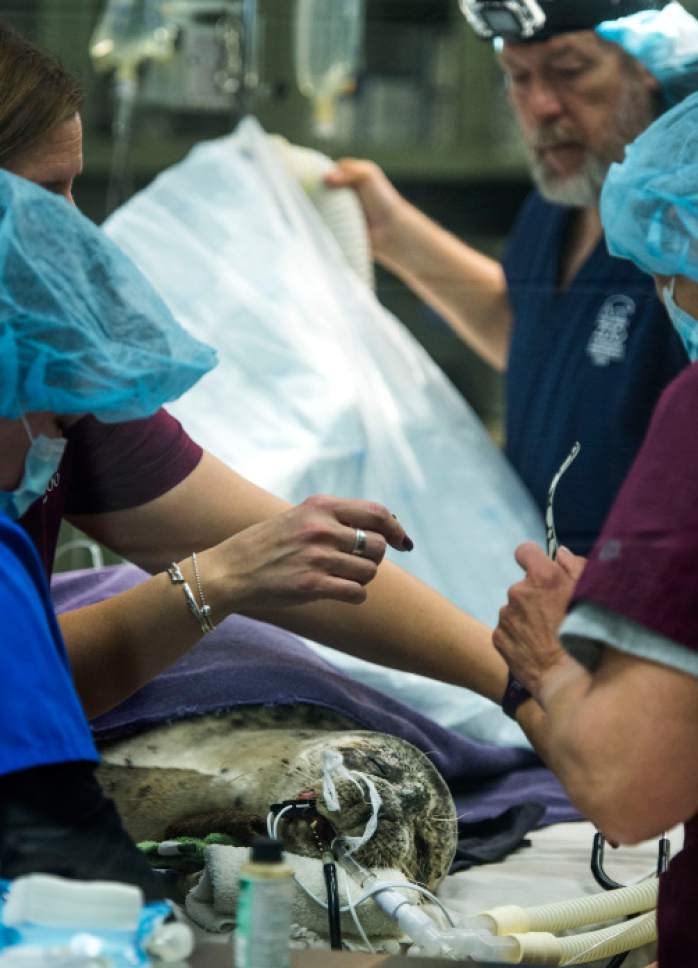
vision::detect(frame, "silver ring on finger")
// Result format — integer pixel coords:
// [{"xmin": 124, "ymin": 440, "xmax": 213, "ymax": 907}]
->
[{"xmin": 351, "ymin": 528, "xmax": 367, "ymax": 556}]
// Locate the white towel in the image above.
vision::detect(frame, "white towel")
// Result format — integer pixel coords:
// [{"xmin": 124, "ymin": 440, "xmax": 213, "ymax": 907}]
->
[{"xmin": 185, "ymin": 844, "xmax": 412, "ymax": 942}]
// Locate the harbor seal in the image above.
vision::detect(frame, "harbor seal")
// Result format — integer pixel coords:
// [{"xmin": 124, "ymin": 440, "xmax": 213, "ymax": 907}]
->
[{"xmin": 97, "ymin": 704, "xmax": 457, "ymax": 890}]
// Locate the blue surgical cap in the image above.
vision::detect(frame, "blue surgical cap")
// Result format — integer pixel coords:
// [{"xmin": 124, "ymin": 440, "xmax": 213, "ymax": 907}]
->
[
  {"xmin": 596, "ymin": 2, "xmax": 698, "ymax": 106},
  {"xmin": 601, "ymin": 90, "xmax": 698, "ymax": 282},
  {"xmin": 0, "ymin": 170, "xmax": 217, "ymax": 422}
]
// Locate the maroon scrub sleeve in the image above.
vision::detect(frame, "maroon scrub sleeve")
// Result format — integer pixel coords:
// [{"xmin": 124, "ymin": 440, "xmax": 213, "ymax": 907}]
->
[
  {"xmin": 63, "ymin": 409, "xmax": 203, "ymax": 515},
  {"xmin": 20, "ymin": 409, "xmax": 203, "ymax": 574}
]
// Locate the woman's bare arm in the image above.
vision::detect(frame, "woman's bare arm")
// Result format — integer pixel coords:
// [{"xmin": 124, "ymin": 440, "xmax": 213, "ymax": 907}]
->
[{"xmin": 63, "ymin": 452, "xmax": 531, "ymax": 743}]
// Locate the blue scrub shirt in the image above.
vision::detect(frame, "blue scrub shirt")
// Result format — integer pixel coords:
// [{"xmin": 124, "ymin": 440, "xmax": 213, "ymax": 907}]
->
[{"xmin": 0, "ymin": 513, "xmax": 97, "ymax": 776}]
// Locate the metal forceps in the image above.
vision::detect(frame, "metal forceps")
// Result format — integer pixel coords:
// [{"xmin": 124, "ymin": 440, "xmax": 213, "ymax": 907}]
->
[{"xmin": 545, "ymin": 440, "xmax": 581, "ymax": 560}]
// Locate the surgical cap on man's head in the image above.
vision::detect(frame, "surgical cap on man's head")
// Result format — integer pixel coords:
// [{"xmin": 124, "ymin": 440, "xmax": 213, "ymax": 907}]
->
[
  {"xmin": 601, "ymin": 90, "xmax": 698, "ymax": 282},
  {"xmin": 0, "ymin": 171, "xmax": 217, "ymax": 421},
  {"xmin": 528, "ymin": 0, "xmax": 664, "ymax": 40},
  {"xmin": 596, "ymin": 2, "xmax": 698, "ymax": 105}
]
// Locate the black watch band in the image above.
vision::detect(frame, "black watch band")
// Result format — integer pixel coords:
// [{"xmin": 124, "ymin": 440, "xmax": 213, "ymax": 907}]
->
[{"xmin": 502, "ymin": 672, "xmax": 532, "ymax": 720}]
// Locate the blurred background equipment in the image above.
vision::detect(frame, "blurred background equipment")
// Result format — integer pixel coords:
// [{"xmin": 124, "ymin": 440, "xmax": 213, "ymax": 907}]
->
[
  {"xmin": 90, "ymin": 0, "xmax": 258, "ymax": 210},
  {"xmin": 8, "ymin": 0, "xmax": 698, "ymax": 574}
]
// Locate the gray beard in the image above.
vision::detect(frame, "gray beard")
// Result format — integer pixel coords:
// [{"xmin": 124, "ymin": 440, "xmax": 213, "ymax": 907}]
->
[
  {"xmin": 525, "ymin": 78, "xmax": 657, "ymax": 209},
  {"xmin": 529, "ymin": 150, "xmax": 611, "ymax": 208}
]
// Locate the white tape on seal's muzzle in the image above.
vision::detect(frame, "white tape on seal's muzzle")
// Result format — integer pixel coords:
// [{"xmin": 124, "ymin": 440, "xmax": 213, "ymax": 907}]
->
[{"xmin": 322, "ymin": 748, "xmax": 382, "ymax": 855}]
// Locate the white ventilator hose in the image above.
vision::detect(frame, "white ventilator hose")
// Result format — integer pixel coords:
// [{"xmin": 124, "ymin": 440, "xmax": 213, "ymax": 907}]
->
[
  {"xmin": 332, "ymin": 841, "xmax": 658, "ymax": 962},
  {"xmin": 323, "ymin": 868, "xmax": 658, "ymax": 963},
  {"xmin": 270, "ymin": 136, "xmax": 376, "ymax": 290},
  {"xmin": 439, "ymin": 910, "xmax": 656, "ymax": 964},
  {"xmin": 556, "ymin": 912, "xmax": 657, "ymax": 966},
  {"xmin": 464, "ymin": 877, "xmax": 658, "ymax": 935}
]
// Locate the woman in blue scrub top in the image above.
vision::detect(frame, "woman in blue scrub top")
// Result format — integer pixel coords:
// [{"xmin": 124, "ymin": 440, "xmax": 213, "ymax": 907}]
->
[
  {"xmin": 0, "ymin": 161, "xmax": 217, "ymax": 892},
  {"xmin": 0, "ymin": 512, "xmax": 165, "ymax": 897}
]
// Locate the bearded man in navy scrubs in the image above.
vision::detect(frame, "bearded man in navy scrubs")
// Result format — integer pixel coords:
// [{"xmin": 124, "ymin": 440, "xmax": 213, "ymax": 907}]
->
[{"xmin": 328, "ymin": 0, "xmax": 691, "ymax": 556}]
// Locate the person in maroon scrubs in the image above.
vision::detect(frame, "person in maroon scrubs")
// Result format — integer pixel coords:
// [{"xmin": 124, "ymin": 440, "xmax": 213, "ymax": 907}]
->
[{"xmin": 493, "ymin": 93, "xmax": 698, "ymax": 966}]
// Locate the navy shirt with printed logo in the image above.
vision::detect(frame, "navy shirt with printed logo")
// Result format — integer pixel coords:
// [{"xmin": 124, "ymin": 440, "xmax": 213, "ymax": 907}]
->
[{"xmin": 503, "ymin": 191, "xmax": 687, "ymax": 556}]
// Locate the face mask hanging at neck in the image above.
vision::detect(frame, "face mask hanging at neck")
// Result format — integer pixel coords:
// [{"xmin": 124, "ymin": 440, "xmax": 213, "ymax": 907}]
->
[
  {"xmin": 0, "ymin": 416, "xmax": 67, "ymax": 521},
  {"xmin": 663, "ymin": 278, "xmax": 698, "ymax": 363}
]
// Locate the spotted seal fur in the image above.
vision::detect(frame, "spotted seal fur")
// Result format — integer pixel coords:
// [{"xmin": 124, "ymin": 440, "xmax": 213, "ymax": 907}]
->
[{"xmin": 97, "ymin": 705, "xmax": 457, "ymax": 890}]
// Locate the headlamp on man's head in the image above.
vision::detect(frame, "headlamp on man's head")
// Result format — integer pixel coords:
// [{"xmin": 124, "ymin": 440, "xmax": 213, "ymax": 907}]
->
[
  {"xmin": 460, "ymin": 0, "xmax": 668, "ymax": 42},
  {"xmin": 459, "ymin": 0, "xmax": 545, "ymax": 41}
]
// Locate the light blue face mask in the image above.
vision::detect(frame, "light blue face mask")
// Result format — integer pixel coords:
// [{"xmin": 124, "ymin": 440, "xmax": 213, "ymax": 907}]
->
[
  {"xmin": 663, "ymin": 277, "xmax": 698, "ymax": 363},
  {"xmin": 0, "ymin": 416, "xmax": 67, "ymax": 521}
]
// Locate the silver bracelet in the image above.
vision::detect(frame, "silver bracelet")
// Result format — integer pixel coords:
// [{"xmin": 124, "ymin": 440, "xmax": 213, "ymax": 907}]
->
[
  {"xmin": 167, "ymin": 561, "xmax": 213, "ymax": 635},
  {"xmin": 191, "ymin": 551, "xmax": 215, "ymax": 632}
]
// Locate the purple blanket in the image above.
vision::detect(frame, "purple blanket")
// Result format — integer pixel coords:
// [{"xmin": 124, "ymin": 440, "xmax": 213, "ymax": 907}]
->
[{"xmin": 52, "ymin": 565, "xmax": 579, "ymax": 827}]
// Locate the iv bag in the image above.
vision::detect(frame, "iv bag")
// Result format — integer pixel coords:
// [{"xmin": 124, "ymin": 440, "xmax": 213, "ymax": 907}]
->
[
  {"xmin": 294, "ymin": 0, "xmax": 364, "ymax": 136},
  {"xmin": 90, "ymin": 0, "xmax": 177, "ymax": 78}
]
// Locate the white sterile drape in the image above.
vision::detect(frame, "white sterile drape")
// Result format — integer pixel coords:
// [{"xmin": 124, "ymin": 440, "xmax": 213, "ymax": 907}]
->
[{"xmin": 105, "ymin": 117, "xmax": 546, "ymax": 747}]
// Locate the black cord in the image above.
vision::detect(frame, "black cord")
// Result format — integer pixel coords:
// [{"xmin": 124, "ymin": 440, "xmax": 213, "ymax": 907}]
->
[
  {"xmin": 592, "ymin": 834, "xmax": 630, "ymax": 967},
  {"xmin": 323, "ymin": 855, "xmax": 342, "ymax": 950},
  {"xmin": 591, "ymin": 832, "xmax": 625, "ymax": 891},
  {"xmin": 593, "ymin": 831, "xmax": 668, "ymax": 968}
]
